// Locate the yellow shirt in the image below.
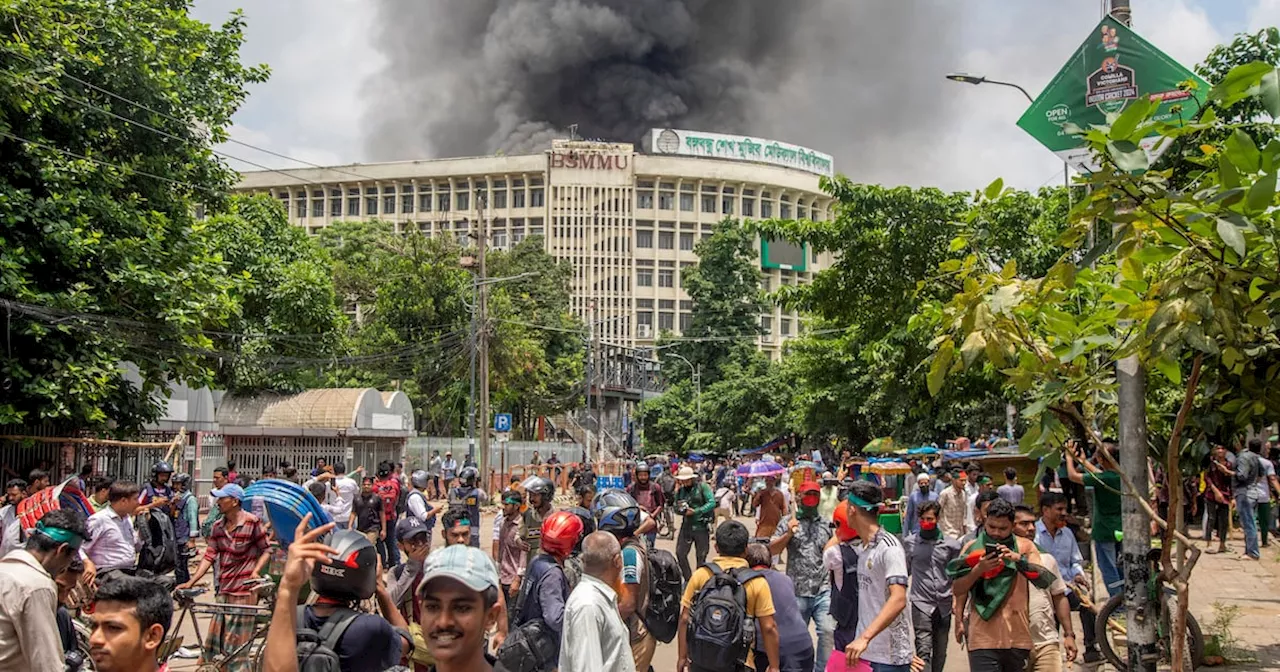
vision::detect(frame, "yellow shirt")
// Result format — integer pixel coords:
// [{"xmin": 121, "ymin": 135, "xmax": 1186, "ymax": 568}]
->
[{"xmin": 680, "ymin": 556, "xmax": 776, "ymax": 618}]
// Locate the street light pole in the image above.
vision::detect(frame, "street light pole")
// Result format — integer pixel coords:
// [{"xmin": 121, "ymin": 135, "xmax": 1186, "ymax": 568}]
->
[
  {"xmin": 663, "ymin": 351, "xmax": 701, "ymax": 433},
  {"xmin": 944, "ymin": 72, "xmax": 1035, "ymax": 103}
]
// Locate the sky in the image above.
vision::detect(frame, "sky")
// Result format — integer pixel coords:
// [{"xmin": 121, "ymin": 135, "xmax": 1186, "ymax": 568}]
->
[{"xmin": 191, "ymin": 0, "xmax": 1280, "ymax": 192}]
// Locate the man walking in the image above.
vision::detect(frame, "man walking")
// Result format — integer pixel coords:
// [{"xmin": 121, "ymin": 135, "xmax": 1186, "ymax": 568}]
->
[
  {"xmin": 1201, "ymin": 444, "xmax": 1234, "ymax": 553},
  {"xmin": 842, "ymin": 480, "xmax": 914, "ymax": 672},
  {"xmin": 628, "ymin": 465, "xmax": 666, "ymax": 550},
  {"xmin": 904, "ymin": 474, "xmax": 937, "ymax": 534},
  {"xmin": 673, "ymin": 467, "xmax": 716, "ymax": 581},
  {"xmin": 751, "ymin": 475, "xmax": 787, "ymax": 539},
  {"xmin": 746, "ymin": 543, "xmax": 816, "ymax": 672},
  {"xmin": 1233, "ymin": 439, "xmax": 1264, "ymax": 560},
  {"xmin": 171, "ymin": 473, "xmax": 200, "ymax": 586},
  {"xmin": 322, "ymin": 462, "xmax": 359, "ymax": 530},
  {"xmin": 353, "ymin": 475, "xmax": 386, "ymax": 544},
  {"xmin": 441, "ymin": 451, "xmax": 459, "ymax": 490},
  {"xmin": 86, "ymin": 576, "xmax": 173, "ymax": 672},
  {"xmin": 1014, "ymin": 506, "xmax": 1077, "ymax": 672},
  {"xmin": 768, "ymin": 480, "xmax": 834, "ymax": 672},
  {"xmin": 1035, "ymin": 492, "xmax": 1100, "ymax": 663},
  {"xmin": 903, "ymin": 501, "xmax": 960, "ymax": 672},
  {"xmin": 560, "ymin": 532, "xmax": 637, "ymax": 672},
  {"xmin": 997, "ymin": 468, "xmax": 1024, "ymax": 506},
  {"xmin": 450, "ymin": 467, "xmax": 489, "ymax": 548},
  {"xmin": 428, "ymin": 450, "xmax": 444, "ymax": 499},
  {"xmin": 493, "ymin": 489, "xmax": 527, "ymax": 603},
  {"xmin": 936, "ymin": 470, "xmax": 968, "ymax": 540}
]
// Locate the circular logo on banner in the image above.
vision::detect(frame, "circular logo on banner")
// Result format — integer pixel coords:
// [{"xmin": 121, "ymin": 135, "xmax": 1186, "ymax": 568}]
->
[{"xmin": 656, "ymin": 129, "xmax": 680, "ymax": 154}]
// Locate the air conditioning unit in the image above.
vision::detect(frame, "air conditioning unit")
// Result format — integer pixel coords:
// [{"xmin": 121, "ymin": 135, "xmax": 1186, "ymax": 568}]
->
[{"xmin": 637, "ymin": 324, "xmax": 652, "ymax": 338}]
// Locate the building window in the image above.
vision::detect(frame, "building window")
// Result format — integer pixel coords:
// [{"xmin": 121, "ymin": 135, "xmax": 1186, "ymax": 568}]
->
[
  {"xmin": 419, "ymin": 193, "xmax": 432, "ymax": 212},
  {"xmin": 455, "ymin": 232, "xmax": 469, "ymax": 247},
  {"xmin": 347, "ymin": 188, "xmax": 360, "ymax": 216},
  {"xmin": 494, "ymin": 190, "xmax": 507, "ymax": 209},
  {"xmin": 701, "ymin": 195, "xmax": 715, "ymax": 213},
  {"xmin": 761, "ymin": 277, "xmax": 772, "ymax": 291},
  {"xmin": 658, "ymin": 269, "xmax": 674, "ymax": 287},
  {"xmin": 781, "ymin": 203, "xmax": 792, "ymax": 219},
  {"xmin": 295, "ymin": 193, "xmax": 306, "ymax": 218},
  {"xmin": 513, "ymin": 190, "xmax": 526, "ymax": 208},
  {"xmin": 679, "ymin": 193, "xmax": 694, "ymax": 211},
  {"xmin": 493, "ymin": 231, "xmax": 507, "ymax": 248},
  {"xmin": 722, "ymin": 196, "xmax": 734, "ymax": 215},
  {"xmin": 659, "ymin": 299, "xmax": 675, "ymax": 310},
  {"xmin": 762, "ymin": 316, "xmax": 773, "ymax": 333},
  {"xmin": 637, "ymin": 298, "xmax": 654, "ymax": 309},
  {"xmin": 398, "ymin": 195, "xmax": 412, "ymax": 213},
  {"xmin": 659, "ymin": 312, "xmax": 675, "ymax": 331},
  {"xmin": 383, "ymin": 196, "xmax": 396, "ymax": 214},
  {"xmin": 761, "ymin": 200, "xmax": 773, "ymax": 218},
  {"xmin": 679, "ymin": 312, "xmax": 692, "ymax": 332},
  {"xmin": 457, "ymin": 192, "xmax": 470, "ymax": 211},
  {"xmin": 637, "ymin": 230, "xmax": 653, "ymax": 248},
  {"xmin": 679, "ymin": 232, "xmax": 694, "ymax": 251},
  {"xmin": 742, "ymin": 199, "xmax": 755, "ymax": 217},
  {"xmin": 365, "ymin": 197, "xmax": 378, "ymax": 216},
  {"xmin": 438, "ymin": 194, "xmax": 451, "ymax": 212},
  {"xmin": 638, "ymin": 311, "xmax": 654, "ymax": 327},
  {"xmin": 311, "ymin": 191, "xmax": 324, "ymax": 218},
  {"xmin": 657, "ymin": 191, "xmax": 673, "ymax": 210},
  {"xmin": 637, "ymin": 269, "xmax": 653, "ymax": 287},
  {"xmin": 781, "ymin": 318, "xmax": 792, "ymax": 336},
  {"xmin": 638, "ymin": 192, "xmax": 654, "ymax": 209},
  {"xmin": 530, "ymin": 188, "xmax": 544, "ymax": 207},
  {"xmin": 330, "ymin": 195, "xmax": 342, "ymax": 217},
  {"xmin": 658, "ymin": 231, "xmax": 674, "ymax": 249}
]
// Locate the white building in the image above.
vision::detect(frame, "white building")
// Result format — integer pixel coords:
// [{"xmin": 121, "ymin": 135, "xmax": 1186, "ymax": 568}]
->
[{"xmin": 234, "ymin": 129, "xmax": 836, "ymax": 356}]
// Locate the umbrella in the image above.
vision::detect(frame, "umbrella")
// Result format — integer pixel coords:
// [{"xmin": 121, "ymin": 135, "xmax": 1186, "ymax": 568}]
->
[
  {"xmin": 792, "ymin": 460, "xmax": 821, "ymax": 472},
  {"xmin": 863, "ymin": 437, "xmax": 896, "ymax": 454},
  {"xmin": 737, "ymin": 460, "xmax": 786, "ymax": 478},
  {"xmin": 17, "ymin": 476, "xmax": 94, "ymax": 530}
]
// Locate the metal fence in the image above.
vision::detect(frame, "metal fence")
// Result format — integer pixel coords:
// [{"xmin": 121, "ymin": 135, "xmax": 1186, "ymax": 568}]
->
[
  {"xmin": 0, "ymin": 425, "xmax": 184, "ymax": 489},
  {"xmin": 403, "ymin": 437, "xmax": 584, "ymax": 472}
]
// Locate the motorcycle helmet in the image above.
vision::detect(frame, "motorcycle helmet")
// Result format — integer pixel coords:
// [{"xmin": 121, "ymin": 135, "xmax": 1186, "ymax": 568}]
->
[
  {"xmin": 832, "ymin": 501, "xmax": 860, "ymax": 543},
  {"xmin": 540, "ymin": 510, "xmax": 585, "ymax": 560},
  {"xmin": 525, "ymin": 476, "xmax": 555, "ymax": 505},
  {"xmin": 311, "ymin": 529, "xmax": 378, "ymax": 602},
  {"xmin": 172, "ymin": 473, "xmax": 191, "ymax": 487},
  {"xmin": 592, "ymin": 489, "xmax": 641, "ymax": 537},
  {"xmin": 152, "ymin": 461, "xmax": 174, "ymax": 475},
  {"xmin": 460, "ymin": 466, "xmax": 479, "ymax": 488},
  {"xmin": 410, "ymin": 470, "xmax": 430, "ymax": 490}
]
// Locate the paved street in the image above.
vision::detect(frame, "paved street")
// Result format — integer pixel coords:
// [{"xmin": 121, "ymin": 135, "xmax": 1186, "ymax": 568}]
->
[{"xmin": 166, "ymin": 505, "xmax": 1280, "ymax": 671}]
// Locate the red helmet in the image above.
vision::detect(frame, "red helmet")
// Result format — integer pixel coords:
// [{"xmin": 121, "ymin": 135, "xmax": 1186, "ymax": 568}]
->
[
  {"xmin": 540, "ymin": 510, "xmax": 585, "ymax": 559},
  {"xmin": 832, "ymin": 501, "xmax": 860, "ymax": 542}
]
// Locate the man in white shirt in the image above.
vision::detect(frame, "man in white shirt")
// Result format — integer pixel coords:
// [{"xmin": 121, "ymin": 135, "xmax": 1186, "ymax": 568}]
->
[
  {"xmin": 560, "ymin": 531, "xmax": 636, "ymax": 672},
  {"xmin": 0, "ymin": 508, "xmax": 88, "ymax": 671},
  {"xmin": 323, "ymin": 463, "xmax": 360, "ymax": 530}
]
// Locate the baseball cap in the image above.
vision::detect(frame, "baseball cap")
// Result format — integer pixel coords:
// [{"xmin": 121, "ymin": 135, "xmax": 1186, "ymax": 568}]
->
[
  {"xmin": 917, "ymin": 473, "xmax": 931, "ymax": 483},
  {"xmin": 798, "ymin": 480, "xmax": 820, "ymax": 494},
  {"xmin": 417, "ymin": 545, "xmax": 499, "ymax": 595},
  {"xmin": 396, "ymin": 517, "xmax": 430, "ymax": 542},
  {"xmin": 210, "ymin": 483, "xmax": 245, "ymax": 501}
]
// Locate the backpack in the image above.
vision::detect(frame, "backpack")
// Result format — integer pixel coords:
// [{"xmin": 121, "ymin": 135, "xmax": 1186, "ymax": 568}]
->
[
  {"xmin": 395, "ymin": 480, "xmax": 410, "ymax": 516},
  {"xmin": 1235, "ymin": 451, "xmax": 1260, "ymax": 489},
  {"xmin": 136, "ymin": 510, "xmax": 177, "ymax": 575},
  {"xmin": 686, "ymin": 563, "xmax": 761, "ymax": 670},
  {"xmin": 294, "ymin": 606, "xmax": 358, "ymax": 672},
  {"xmin": 495, "ymin": 618, "xmax": 559, "ymax": 672},
  {"xmin": 641, "ymin": 547, "xmax": 683, "ymax": 643}
]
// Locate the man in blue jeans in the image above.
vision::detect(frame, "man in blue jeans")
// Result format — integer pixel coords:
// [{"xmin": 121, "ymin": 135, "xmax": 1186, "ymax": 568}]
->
[
  {"xmin": 769, "ymin": 480, "xmax": 834, "ymax": 672},
  {"xmin": 1233, "ymin": 440, "xmax": 1264, "ymax": 560},
  {"xmin": 1066, "ymin": 441, "xmax": 1125, "ymax": 597}
]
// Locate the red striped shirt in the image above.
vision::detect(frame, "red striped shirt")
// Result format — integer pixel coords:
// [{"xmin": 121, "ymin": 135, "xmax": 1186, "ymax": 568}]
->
[{"xmin": 203, "ymin": 511, "xmax": 269, "ymax": 596}]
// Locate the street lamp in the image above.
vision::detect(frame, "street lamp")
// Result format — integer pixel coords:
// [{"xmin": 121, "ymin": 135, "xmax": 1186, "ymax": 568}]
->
[
  {"xmin": 660, "ymin": 350, "xmax": 701, "ymax": 433},
  {"xmin": 944, "ymin": 72, "xmax": 1034, "ymax": 103}
]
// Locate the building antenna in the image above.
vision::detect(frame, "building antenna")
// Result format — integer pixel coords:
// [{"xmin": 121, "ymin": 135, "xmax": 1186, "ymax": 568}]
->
[{"xmin": 568, "ymin": 124, "xmax": 580, "ymax": 141}]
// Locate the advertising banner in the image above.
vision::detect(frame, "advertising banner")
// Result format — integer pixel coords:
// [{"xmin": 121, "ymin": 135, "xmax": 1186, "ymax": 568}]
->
[{"xmin": 650, "ymin": 128, "xmax": 834, "ymax": 177}]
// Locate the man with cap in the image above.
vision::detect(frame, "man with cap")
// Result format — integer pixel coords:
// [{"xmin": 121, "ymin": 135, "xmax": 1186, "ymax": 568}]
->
[
  {"xmin": 414, "ymin": 545, "xmax": 504, "ymax": 672},
  {"xmin": 0, "ymin": 508, "xmax": 88, "ymax": 671},
  {"xmin": 672, "ymin": 466, "xmax": 716, "ymax": 581},
  {"xmin": 904, "ymin": 473, "xmax": 938, "ymax": 534},
  {"xmin": 178, "ymin": 482, "xmax": 270, "ymax": 672},
  {"xmin": 768, "ymin": 480, "xmax": 835, "ymax": 672}
]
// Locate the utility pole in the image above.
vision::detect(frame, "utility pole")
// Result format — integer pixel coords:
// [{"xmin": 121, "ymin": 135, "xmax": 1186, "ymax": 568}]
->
[
  {"xmin": 595, "ymin": 316, "xmax": 605, "ymax": 462},
  {"xmin": 1108, "ymin": 1, "xmax": 1155, "ymax": 670},
  {"xmin": 477, "ymin": 189, "xmax": 491, "ymax": 483}
]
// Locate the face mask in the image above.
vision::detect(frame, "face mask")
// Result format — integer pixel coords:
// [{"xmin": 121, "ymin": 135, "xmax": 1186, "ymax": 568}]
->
[
  {"xmin": 919, "ymin": 519, "xmax": 939, "ymax": 539},
  {"xmin": 800, "ymin": 493, "xmax": 820, "ymax": 508}
]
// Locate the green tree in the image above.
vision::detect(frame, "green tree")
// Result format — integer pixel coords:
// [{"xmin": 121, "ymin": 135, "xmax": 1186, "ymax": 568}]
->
[
  {"xmin": 0, "ymin": 1, "xmax": 266, "ymax": 431},
  {"xmin": 201, "ymin": 195, "xmax": 347, "ymax": 392}
]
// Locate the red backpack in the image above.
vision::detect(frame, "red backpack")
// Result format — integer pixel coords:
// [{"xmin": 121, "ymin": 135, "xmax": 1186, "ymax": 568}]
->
[{"xmin": 373, "ymin": 478, "xmax": 401, "ymax": 520}]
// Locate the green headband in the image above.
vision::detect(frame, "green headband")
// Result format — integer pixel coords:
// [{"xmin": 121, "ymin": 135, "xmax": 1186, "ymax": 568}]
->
[
  {"xmin": 847, "ymin": 493, "xmax": 880, "ymax": 512},
  {"xmin": 35, "ymin": 521, "xmax": 84, "ymax": 549}
]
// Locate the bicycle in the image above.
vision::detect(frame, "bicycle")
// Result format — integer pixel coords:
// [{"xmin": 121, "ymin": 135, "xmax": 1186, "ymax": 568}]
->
[
  {"xmin": 1094, "ymin": 547, "xmax": 1205, "ymax": 672},
  {"xmin": 160, "ymin": 578, "xmax": 277, "ymax": 671}
]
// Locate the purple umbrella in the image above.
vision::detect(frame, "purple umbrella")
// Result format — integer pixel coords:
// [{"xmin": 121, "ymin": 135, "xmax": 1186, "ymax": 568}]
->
[{"xmin": 736, "ymin": 460, "xmax": 786, "ymax": 478}]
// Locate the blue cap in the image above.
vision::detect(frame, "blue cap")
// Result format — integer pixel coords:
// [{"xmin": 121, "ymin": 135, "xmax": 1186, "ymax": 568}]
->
[{"xmin": 210, "ymin": 484, "xmax": 246, "ymax": 501}]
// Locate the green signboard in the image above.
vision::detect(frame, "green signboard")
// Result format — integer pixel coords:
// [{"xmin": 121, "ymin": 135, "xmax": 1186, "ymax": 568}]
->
[
  {"xmin": 761, "ymin": 238, "xmax": 808, "ymax": 272},
  {"xmin": 1017, "ymin": 15, "xmax": 1209, "ymax": 172}
]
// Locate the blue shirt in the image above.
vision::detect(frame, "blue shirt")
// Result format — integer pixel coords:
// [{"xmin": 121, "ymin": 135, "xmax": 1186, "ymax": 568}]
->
[
  {"xmin": 755, "ymin": 568, "xmax": 815, "ymax": 659},
  {"xmin": 903, "ymin": 489, "xmax": 938, "ymax": 533},
  {"xmin": 1035, "ymin": 519, "xmax": 1083, "ymax": 583}
]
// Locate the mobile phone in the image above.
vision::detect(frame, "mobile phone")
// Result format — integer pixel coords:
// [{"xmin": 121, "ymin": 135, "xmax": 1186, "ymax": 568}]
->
[{"xmin": 984, "ymin": 543, "xmax": 1000, "ymax": 557}]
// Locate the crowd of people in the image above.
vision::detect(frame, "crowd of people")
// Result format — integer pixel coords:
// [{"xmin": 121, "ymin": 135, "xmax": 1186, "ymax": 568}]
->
[{"xmin": 0, "ymin": 434, "xmax": 1275, "ymax": 672}]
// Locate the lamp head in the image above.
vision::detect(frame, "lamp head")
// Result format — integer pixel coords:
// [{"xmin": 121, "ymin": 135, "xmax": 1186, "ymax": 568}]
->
[{"xmin": 946, "ymin": 72, "xmax": 986, "ymax": 85}]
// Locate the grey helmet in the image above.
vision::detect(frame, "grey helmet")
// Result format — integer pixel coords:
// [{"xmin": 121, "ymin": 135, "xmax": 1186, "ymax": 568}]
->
[{"xmin": 410, "ymin": 470, "xmax": 430, "ymax": 489}]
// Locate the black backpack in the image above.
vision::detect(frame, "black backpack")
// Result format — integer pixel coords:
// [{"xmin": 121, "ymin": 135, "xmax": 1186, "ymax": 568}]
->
[
  {"xmin": 136, "ymin": 510, "xmax": 177, "ymax": 575},
  {"xmin": 686, "ymin": 563, "xmax": 761, "ymax": 670},
  {"xmin": 642, "ymin": 547, "xmax": 683, "ymax": 643},
  {"xmin": 294, "ymin": 606, "xmax": 359, "ymax": 672}
]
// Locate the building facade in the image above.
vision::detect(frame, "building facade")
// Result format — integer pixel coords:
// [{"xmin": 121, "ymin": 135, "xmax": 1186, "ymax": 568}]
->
[{"xmin": 234, "ymin": 132, "xmax": 836, "ymax": 355}]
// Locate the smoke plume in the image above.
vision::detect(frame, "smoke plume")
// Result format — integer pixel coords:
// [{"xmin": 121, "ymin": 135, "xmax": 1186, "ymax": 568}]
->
[{"xmin": 363, "ymin": 0, "xmax": 966, "ymax": 180}]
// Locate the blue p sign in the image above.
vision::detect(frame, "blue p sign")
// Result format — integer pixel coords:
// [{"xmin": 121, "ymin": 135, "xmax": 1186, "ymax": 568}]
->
[{"xmin": 494, "ymin": 413, "xmax": 512, "ymax": 433}]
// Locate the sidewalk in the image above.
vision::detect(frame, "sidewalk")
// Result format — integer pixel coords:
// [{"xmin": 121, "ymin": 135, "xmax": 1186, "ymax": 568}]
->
[{"xmin": 1184, "ymin": 534, "xmax": 1280, "ymax": 669}]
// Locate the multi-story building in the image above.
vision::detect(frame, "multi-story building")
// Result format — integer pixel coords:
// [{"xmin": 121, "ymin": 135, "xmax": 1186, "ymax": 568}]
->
[{"xmin": 234, "ymin": 129, "xmax": 836, "ymax": 357}]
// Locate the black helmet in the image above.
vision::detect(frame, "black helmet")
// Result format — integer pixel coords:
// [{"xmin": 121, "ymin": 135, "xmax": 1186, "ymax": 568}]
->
[
  {"xmin": 460, "ymin": 466, "xmax": 479, "ymax": 487},
  {"xmin": 152, "ymin": 461, "xmax": 174, "ymax": 474},
  {"xmin": 564, "ymin": 506, "xmax": 596, "ymax": 553},
  {"xmin": 311, "ymin": 530, "xmax": 378, "ymax": 602},
  {"xmin": 592, "ymin": 489, "xmax": 642, "ymax": 537},
  {"xmin": 172, "ymin": 473, "xmax": 192, "ymax": 487},
  {"xmin": 527, "ymin": 476, "xmax": 555, "ymax": 502},
  {"xmin": 411, "ymin": 470, "xmax": 430, "ymax": 489}
]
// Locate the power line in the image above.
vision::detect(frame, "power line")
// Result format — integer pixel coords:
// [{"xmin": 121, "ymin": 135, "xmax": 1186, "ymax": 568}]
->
[
  {"xmin": 0, "ymin": 130, "xmax": 220, "ymax": 196},
  {"xmin": 5, "ymin": 48, "xmax": 381, "ymax": 182}
]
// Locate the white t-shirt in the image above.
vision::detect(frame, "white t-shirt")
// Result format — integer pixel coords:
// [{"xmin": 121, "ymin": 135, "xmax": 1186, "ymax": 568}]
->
[
  {"xmin": 324, "ymin": 476, "xmax": 359, "ymax": 521},
  {"xmin": 822, "ymin": 541, "xmax": 856, "ymax": 590},
  {"xmin": 1028, "ymin": 553, "xmax": 1069, "ymax": 645},
  {"xmin": 1251, "ymin": 458, "xmax": 1275, "ymax": 501},
  {"xmin": 855, "ymin": 530, "xmax": 914, "ymax": 666},
  {"xmin": 493, "ymin": 511, "xmax": 504, "ymax": 542}
]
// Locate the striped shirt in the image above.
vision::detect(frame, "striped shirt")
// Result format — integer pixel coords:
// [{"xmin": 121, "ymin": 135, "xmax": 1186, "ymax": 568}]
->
[{"xmin": 203, "ymin": 511, "xmax": 269, "ymax": 596}]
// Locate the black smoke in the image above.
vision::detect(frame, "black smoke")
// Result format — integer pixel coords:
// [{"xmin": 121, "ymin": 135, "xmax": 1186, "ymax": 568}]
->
[{"xmin": 363, "ymin": 0, "xmax": 966, "ymax": 179}]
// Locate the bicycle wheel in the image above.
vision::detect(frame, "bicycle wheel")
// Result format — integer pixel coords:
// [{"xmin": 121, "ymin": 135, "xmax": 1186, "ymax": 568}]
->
[{"xmin": 1096, "ymin": 592, "xmax": 1205, "ymax": 672}]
